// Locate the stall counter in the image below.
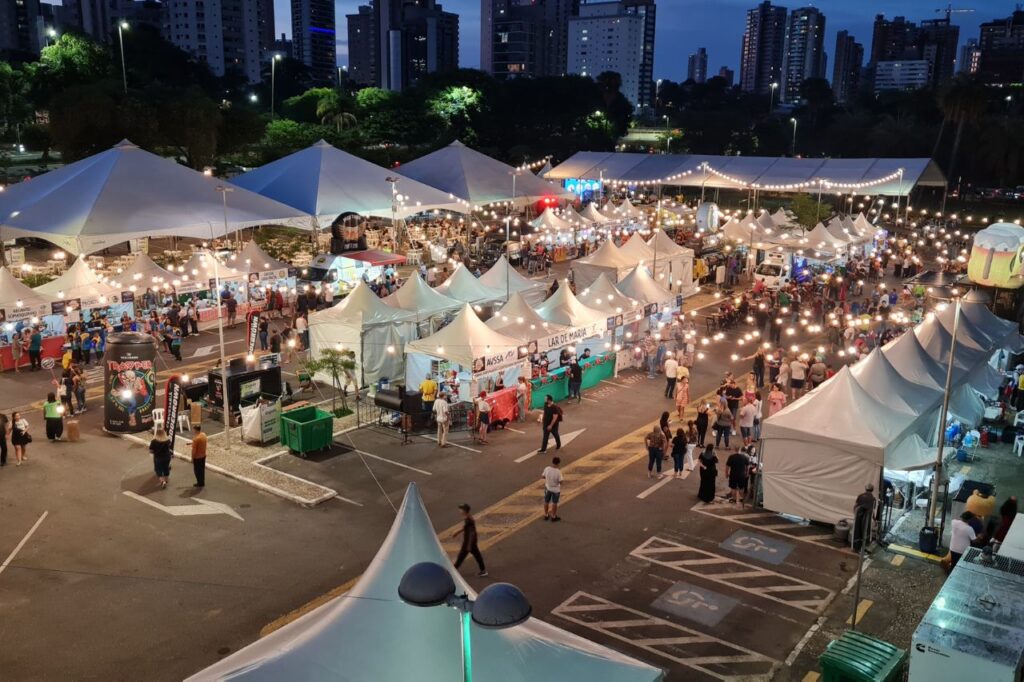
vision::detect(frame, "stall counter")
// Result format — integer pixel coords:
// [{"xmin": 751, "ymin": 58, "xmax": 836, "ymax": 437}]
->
[
  {"xmin": 483, "ymin": 386, "xmax": 520, "ymax": 423},
  {"xmin": 0, "ymin": 336, "xmax": 64, "ymax": 371},
  {"xmin": 529, "ymin": 352, "xmax": 616, "ymax": 409}
]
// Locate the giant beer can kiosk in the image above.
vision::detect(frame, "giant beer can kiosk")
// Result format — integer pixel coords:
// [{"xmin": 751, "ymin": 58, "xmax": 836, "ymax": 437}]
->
[{"xmin": 104, "ymin": 332, "xmax": 159, "ymax": 433}]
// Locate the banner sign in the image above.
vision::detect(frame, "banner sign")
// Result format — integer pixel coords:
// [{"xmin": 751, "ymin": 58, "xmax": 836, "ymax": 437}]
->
[
  {"xmin": 164, "ymin": 376, "xmax": 183, "ymax": 452},
  {"xmin": 537, "ymin": 321, "xmax": 605, "ymax": 353},
  {"xmin": 2, "ymin": 301, "xmax": 49, "ymax": 322},
  {"xmin": 246, "ymin": 311, "xmax": 260, "ymax": 354},
  {"xmin": 121, "ymin": 291, "xmax": 135, "ymax": 304}
]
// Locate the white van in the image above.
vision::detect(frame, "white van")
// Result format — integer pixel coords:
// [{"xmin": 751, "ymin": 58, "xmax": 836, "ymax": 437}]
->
[{"xmin": 753, "ymin": 252, "xmax": 791, "ymax": 290}]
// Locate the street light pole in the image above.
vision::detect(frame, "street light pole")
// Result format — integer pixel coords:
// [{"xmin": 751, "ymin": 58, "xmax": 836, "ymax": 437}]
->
[
  {"xmin": 929, "ymin": 298, "xmax": 961, "ymax": 530},
  {"xmin": 790, "ymin": 118, "xmax": 798, "ymax": 156},
  {"xmin": 214, "ymin": 186, "xmax": 235, "ymax": 448},
  {"xmin": 769, "ymin": 82, "xmax": 778, "ymax": 114},
  {"xmin": 117, "ymin": 22, "xmax": 129, "ymax": 94},
  {"xmin": 506, "ymin": 170, "xmax": 520, "ymax": 301},
  {"xmin": 271, "ymin": 54, "xmax": 282, "ymax": 119},
  {"xmin": 386, "ymin": 176, "xmax": 400, "ymax": 247}
]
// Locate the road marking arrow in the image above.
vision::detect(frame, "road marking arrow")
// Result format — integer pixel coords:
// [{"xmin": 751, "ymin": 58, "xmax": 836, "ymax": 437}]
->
[
  {"xmin": 122, "ymin": 491, "xmax": 244, "ymax": 521},
  {"xmin": 515, "ymin": 429, "xmax": 586, "ymax": 463}
]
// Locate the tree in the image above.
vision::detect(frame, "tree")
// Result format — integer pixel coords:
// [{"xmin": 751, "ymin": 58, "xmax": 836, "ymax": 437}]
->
[
  {"xmin": 20, "ymin": 123, "xmax": 52, "ymax": 162},
  {"xmin": 303, "ymin": 348, "xmax": 357, "ymax": 414},
  {"xmin": 939, "ymin": 77, "xmax": 990, "ymax": 185},
  {"xmin": 259, "ymin": 119, "xmax": 334, "ymax": 162},
  {"xmin": 0, "ymin": 62, "xmax": 32, "ymax": 135},
  {"xmin": 978, "ymin": 117, "xmax": 1024, "ymax": 188},
  {"xmin": 30, "ymin": 34, "xmax": 111, "ymax": 107},
  {"xmin": 147, "ymin": 86, "xmax": 223, "ymax": 169},
  {"xmin": 316, "ymin": 89, "xmax": 358, "ymax": 132},
  {"xmin": 282, "ymin": 87, "xmax": 335, "ymax": 123}
]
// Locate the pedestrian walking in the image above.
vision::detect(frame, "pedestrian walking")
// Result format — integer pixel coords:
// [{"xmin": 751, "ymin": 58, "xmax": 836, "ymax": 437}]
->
[
  {"xmin": 726, "ymin": 448, "xmax": 750, "ymax": 505},
  {"xmin": 663, "ymin": 354, "xmax": 678, "ymax": 398},
  {"xmin": 644, "ymin": 423, "xmax": 665, "ymax": 479},
  {"xmin": 10, "ymin": 330, "xmax": 23, "ymax": 372},
  {"xmin": 695, "ymin": 403, "xmax": 709, "ymax": 446},
  {"xmin": 453, "ymin": 503, "xmax": 487, "ymax": 576},
  {"xmin": 150, "ymin": 427, "xmax": 172, "ymax": 488},
  {"xmin": 258, "ymin": 317, "xmax": 269, "ymax": 351},
  {"xmin": 28, "ymin": 327, "xmax": 42, "ymax": 370},
  {"xmin": 789, "ymin": 356, "xmax": 808, "ymax": 400},
  {"xmin": 269, "ymin": 329, "xmax": 282, "ymax": 354},
  {"xmin": 713, "ymin": 406, "xmax": 733, "ymax": 448},
  {"xmin": 697, "ymin": 445, "xmax": 718, "ymax": 503},
  {"xmin": 10, "ymin": 411, "xmax": 30, "ymax": 465},
  {"xmin": 567, "ymin": 359, "xmax": 583, "ymax": 402},
  {"xmin": 538, "ymin": 395, "xmax": 562, "ymax": 453},
  {"xmin": 767, "ymin": 383, "xmax": 787, "ymax": 416},
  {"xmin": 0, "ymin": 411, "xmax": 8, "ymax": 466},
  {"xmin": 516, "ymin": 376, "xmax": 529, "ymax": 423},
  {"xmin": 738, "ymin": 397, "xmax": 757, "ymax": 446},
  {"xmin": 671, "ymin": 428, "xmax": 688, "ymax": 478},
  {"xmin": 191, "ymin": 424, "xmax": 207, "ymax": 487},
  {"xmin": 433, "ymin": 392, "xmax": 451, "ymax": 447},
  {"xmin": 752, "ymin": 347, "xmax": 766, "ymax": 388},
  {"xmin": 43, "ymin": 392, "xmax": 64, "ymax": 442},
  {"xmin": 474, "ymin": 391, "xmax": 491, "ymax": 444},
  {"xmin": 542, "ymin": 457, "xmax": 562, "ymax": 521}
]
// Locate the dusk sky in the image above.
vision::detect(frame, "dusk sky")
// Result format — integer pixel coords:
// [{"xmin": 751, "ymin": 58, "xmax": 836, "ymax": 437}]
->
[{"xmin": 273, "ymin": 1, "xmax": 1012, "ymax": 79}]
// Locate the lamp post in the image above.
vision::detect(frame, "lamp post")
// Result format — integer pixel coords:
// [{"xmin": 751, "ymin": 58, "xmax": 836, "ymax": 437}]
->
[
  {"xmin": 271, "ymin": 54, "xmax": 282, "ymax": 119},
  {"xmin": 386, "ymin": 176, "xmax": 400, "ymax": 246},
  {"xmin": 399, "ymin": 562, "xmax": 532, "ymax": 682},
  {"xmin": 662, "ymin": 115, "xmax": 671, "ymax": 153},
  {"xmin": 769, "ymin": 82, "xmax": 779, "ymax": 114},
  {"xmin": 789, "ymin": 117, "xmax": 798, "ymax": 157},
  {"xmin": 44, "ymin": 27, "xmax": 57, "ymax": 46},
  {"xmin": 214, "ymin": 186, "xmax": 235, "ymax": 447},
  {"xmin": 505, "ymin": 170, "xmax": 521, "ymax": 300},
  {"xmin": 117, "ymin": 21, "xmax": 129, "ymax": 94}
]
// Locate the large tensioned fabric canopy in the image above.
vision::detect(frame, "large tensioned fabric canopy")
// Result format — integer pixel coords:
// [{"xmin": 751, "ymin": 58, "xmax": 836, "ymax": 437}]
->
[
  {"xmin": 231, "ymin": 140, "xmax": 469, "ymax": 221},
  {"xmin": 398, "ymin": 141, "xmax": 573, "ymax": 208},
  {"xmin": 0, "ymin": 140, "xmax": 310, "ymax": 255},
  {"xmin": 545, "ymin": 152, "xmax": 946, "ymax": 196}
]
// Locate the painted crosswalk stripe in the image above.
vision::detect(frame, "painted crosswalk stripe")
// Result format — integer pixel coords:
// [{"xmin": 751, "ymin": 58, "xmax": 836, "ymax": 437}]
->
[
  {"xmin": 637, "ymin": 470, "xmax": 690, "ymax": 499},
  {"xmin": 631, "ymin": 537, "xmax": 835, "ymax": 614},
  {"xmin": 553, "ymin": 591, "xmax": 779, "ymax": 681},
  {"xmin": 690, "ymin": 503, "xmax": 853, "ymax": 554}
]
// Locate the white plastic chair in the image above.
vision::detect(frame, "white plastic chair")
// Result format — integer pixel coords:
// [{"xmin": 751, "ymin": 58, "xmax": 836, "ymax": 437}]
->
[
  {"xmin": 1015, "ymin": 434, "xmax": 1024, "ymax": 457},
  {"xmin": 151, "ymin": 408, "xmax": 165, "ymax": 434},
  {"xmin": 1014, "ymin": 411, "xmax": 1024, "ymax": 429},
  {"xmin": 177, "ymin": 413, "xmax": 191, "ymax": 434}
]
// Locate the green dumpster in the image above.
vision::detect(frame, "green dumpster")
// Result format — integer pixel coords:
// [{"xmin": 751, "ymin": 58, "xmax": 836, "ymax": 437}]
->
[
  {"xmin": 280, "ymin": 405, "xmax": 334, "ymax": 456},
  {"xmin": 819, "ymin": 631, "xmax": 906, "ymax": 682}
]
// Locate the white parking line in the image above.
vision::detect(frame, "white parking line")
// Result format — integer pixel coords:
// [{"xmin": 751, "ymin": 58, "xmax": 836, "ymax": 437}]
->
[
  {"xmin": 503, "ymin": 426, "xmax": 526, "ymax": 434},
  {"xmin": 638, "ymin": 470, "xmax": 690, "ymax": 499},
  {"xmin": 0, "ymin": 511, "xmax": 48, "ymax": 579},
  {"xmin": 417, "ymin": 435, "xmax": 481, "ymax": 453},
  {"xmin": 600, "ymin": 380, "xmax": 630, "ymax": 389},
  {"xmin": 354, "ymin": 450, "xmax": 431, "ymax": 475}
]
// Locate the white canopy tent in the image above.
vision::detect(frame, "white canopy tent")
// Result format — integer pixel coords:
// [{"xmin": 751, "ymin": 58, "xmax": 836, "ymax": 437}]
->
[
  {"xmin": 106, "ymin": 253, "xmax": 176, "ymax": 292},
  {"xmin": 174, "ymin": 250, "xmax": 246, "ymax": 295},
  {"xmin": 232, "ymin": 140, "xmax": 467, "ymax": 222},
  {"xmin": 189, "ymin": 483, "xmax": 664, "ymax": 681},
  {"xmin": 486, "ymin": 292, "xmax": 572, "ymax": 353},
  {"xmin": 36, "ymin": 258, "xmax": 120, "ymax": 309},
  {"xmin": 572, "ymin": 240, "xmax": 635, "ymax": 289},
  {"xmin": 772, "ymin": 208, "xmax": 794, "ymax": 227},
  {"xmin": 647, "ymin": 230, "xmax": 697, "ymax": 295},
  {"xmin": 530, "ymin": 207, "xmax": 574, "ymax": 232},
  {"xmin": 397, "ymin": 141, "xmax": 571, "ymax": 208},
  {"xmin": 582, "ymin": 203, "xmax": 611, "ymax": 223},
  {"xmin": 577, "ymin": 273, "xmax": 639, "ymax": 315},
  {"xmin": 618, "ymin": 234, "xmax": 655, "ymax": 263},
  {"xmin": 805, "ymin": 223, "xmax": 850, "ymax": 253},
  {"xmin": 229, "ymin": 241, "xmax": 290, "ymax": 277},
  {"xmin": 854, "ymin": 213, "xmax": 876, "ymax": 235},
  {"xmin": 535, "ymin": 281, "xmax": 607, "ymax": 330},
  {"xmin": 478, "ymin": 256, "xmax": 546, "ymax": 305},
  {"xmin": 435, "ymin": 265, "xmax": 508, "ymax": 305},
  {"xmin": 384, "ymin": 274, "xmax": 462, "ymax": 326},
  {"xmin": 0, "ymin": 140, "xmax": 309, "ymax": 255},
  {"xmin": 308, "ymin": 281, "xmax": 417, "ymax": 388},
  {"xmin": 617, "ymin": 265, "xmax": 675, "ymax": 308},
  {"xmin": 0, "ymin": 266, "xmax": 53, "ymax": 322}
]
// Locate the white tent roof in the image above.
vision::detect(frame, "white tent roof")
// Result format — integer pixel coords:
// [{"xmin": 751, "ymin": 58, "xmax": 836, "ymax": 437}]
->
[
  {"xmin": 617, "ymin": 198, "xmax": 645, "ymax": 219},
  {"xmin": 534, "ymin": 282, "xmax": 607, "ymax": 328},
  {"xmin": 853, "ymin": 213, "xmax": 875, "ymax": 235},
  {"xmin": 824, "ymin": 218, "xmax": 860, "ymax": 244},
  {"xmin": 487, "ymin": 291, "xmax": 567, "ymax": 337},
  {"xmin": 576, "ymin": 239, "xmax": 635, "ymax": 270},
  {"xmin": 0, "ymin": 266, "xmax": 53, "ymax": 319},
  {"xmin": 229, "ymin": 241, "xmax": 290, "ymax": 275},
  {"xmin": 397, "ymin": 141, "xmax": 571, "ymax": 207},
  {"xmin": 0, "ymin": 140, "xmax": 309, "ymax": 255},
  {"xmin": 756, "ymin": 211, "xmax": 776, "ymax": 232},
  {"xmin": 959, "ymin": 297, "xmax": 1024, "ymax": 351},
  {"xmin": 647, "ymin": 229, "xmax": 691, "ymax": 258},
  {"xmin": 530, "ymin": 207, "xmax": 574, "ymax": 232},
  {"xmin": 232, "ymin": 140, "xmax": 467, "ymax": 221},
  {"xmin": 881, "ymin": 331, "xmax": 947, "ymax": 390},
  {"xmin": 384, "ymin": 273, "xmax": 463, "ymax": 319},
  {"xmin": 618, "ymin": 234, "xmax": 655, "ymax": 262},
  {"xmin": 406, "ymin": 304, "xmax": 523, "ymax": 369},
  {"xmin": 577, "ymin": 273, "xmax": 639, "ymax": 314},
  {"xmin": 561, "ymin": 206, "xmax": 592, "ymax": 226},
  {"xmin": 617, "ymin": 265, "xmax": 674, "ymax": 305},
  {"xmin": 849, "ymin": 348, "xmax": 942, "ymax": 414},
  {"xmin": 310, "ymin": 280, "xmax": 415, "ymax": 328},
  {"xmin": 478, "ymin": 256, "xmax": 546, "ymax": 304},
  {"xmin": 36, "ymin": 258, "xmax": 119, "ymax": 303},
  {"xmin": 190, "ymin": 484, "xmax": 663, "ymax": 681},
  {"xmin": 582, "ymin": 203, "xmax": 611, "ymax": 223},
  {"xmin": 177, "ymin": 250, "xmax": 245, "ymax": 284},
  {"xmin": 435, "ymin": 265, "xmax": 508, "ymax": 304},
  {"xmin": 914, "ymin": 314, "xmax": 988, "ymax": 372},
  {"xmin": 771, "ymin": 208, "xmax": 793, "ymax": 226},
  {"xmin": 805, "ymin": 223, "xmax": 849, "ymax": 251},
  {"xmin": 106, "ymin": 253, "xmax": 176, "ymax": 291}
]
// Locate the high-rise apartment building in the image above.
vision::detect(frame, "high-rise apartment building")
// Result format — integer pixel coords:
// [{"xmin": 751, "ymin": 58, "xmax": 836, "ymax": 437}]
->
[
  {"xmin": 292, "ymin": 0, "xmax": 338, "ymax": 85},
  {"xmin": 347, "ymin": 0, "xmax": 459, "ymax": 91},
  {"xmin": 164, "ymin": 0, "xmax": 261, "ymax": 83},
  {"xmin": 916, "ymin": 18, "xmax": 959, "ymax": 86},
  {"xmin": 780, "ymin": 6, "xmax": 826, "ymax": 103},
  {"xmin": 869, "ymin": 14, "xmax": 958, "ymax": 89},
  {"xmin": 978, "ymin": 11, "xmax": 1024, "ymax": 86},
  {"xmin": 958, "ymin": 38, "xmax": 980, "ymax": 75},
  {"xmin": 718, "ymin": 66, "xmax": 735, "ymax": 86},
  {"xmin": 740, "ymin": 1, "xmax": 787, "ymax": 95},
  {"xmin": 873, "ymin": 59, "xmax": 930, "ymax": 92},
  {"xmin": 567, "ymin": 0, "xmax": 657, "ymax": 110},
  {"xmin": 256, "ymin": 0, "xmax": 275, "ymax": 55},
  {"xmin": 687, "ymin": 47, "xmax": 707, "ymax": 83},
  {"xmin": 832, "ymin": 30, "xmax": 863, "ymax": 104},
  {"xmin": 486, "ymin": 0, "xmax": 580, "ymax": 80},
  {"xmin": 0, "ymin": 0, "xmax": 42, "ymax": 58}
]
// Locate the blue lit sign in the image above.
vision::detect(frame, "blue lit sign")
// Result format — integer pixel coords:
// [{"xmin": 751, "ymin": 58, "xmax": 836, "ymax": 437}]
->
[{"xmin": 564, "ymin": 179, "xmax": 603, "ymax": 195}]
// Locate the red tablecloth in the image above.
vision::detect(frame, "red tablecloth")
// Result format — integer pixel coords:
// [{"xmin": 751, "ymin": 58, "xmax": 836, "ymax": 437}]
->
[
  {"xmin": 485, "ymin": 386, "xmax": 520, "ymax": 423},
  {"xmin": 0, "ymin": 336, "xmax": 64, "ymax": 372}
]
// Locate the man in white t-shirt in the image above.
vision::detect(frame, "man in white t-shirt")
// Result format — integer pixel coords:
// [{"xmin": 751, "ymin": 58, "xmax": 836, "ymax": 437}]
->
[
  {"xmin": 542, "ymin": 457, "xmax": 563, "ymax": 522},
  {"xmin": 433, "ymin": 393, "xmax": 451, "ymax": 447},
  {"xmin": 949, "ymin": 511, "xmax": 977, "ymax": 567},
  {"xmin": 663, "ymin": 355, "xmax": 679, "ymax": 399},
  {"xmin": 294, "ymin": 314, "xmax": 308, "ymax": 350},
  {"xmin": 738, "ymin": 398, "xmax": 757, "ymax": 445},
  {"xmin": 788, "ymin": 357, "xmax": 808, "ymax": 399}
]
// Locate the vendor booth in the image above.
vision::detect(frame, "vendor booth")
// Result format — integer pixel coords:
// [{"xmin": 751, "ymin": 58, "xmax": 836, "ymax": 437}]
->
[
  {"xmin": 299, "ymin": 250, "xmax": 405, "ymax": 297},
  {"xmin": 175, "ymin": 251, "xmax": 248, "ymax": 321},
  {"xmin": 308, "ymin": 281, "xmax": 417, "ymax": 389},
  {"xmin": 576, "ymin": 273, "xmax": 639, "ymax": 315},
  {"xmin": 229, "ymin": 240, "xmax": 294, "ymax": 308},
  {"xmin": 209, "ymin": 356, "xmax": 284, "ymax": 418},
  {"xmin": 384, "ymin": 273, "xmax": 462, "ymax": 332},
  {"xmin": 571, "ymin": 240, "xmax": 635, "ymax": 289},
  {"xmin": 435, "ymin": 264, "xmax": 507, "ymax": 305},
  {"xmin": 405, "ymin": 304, "xmax": 526, "ymax": 413},
  {"xmin": 582, "ymin": 203, "xmax": 611, "ymax": 224},
  {"xmin": 478, "ymin": 255, "xmax": 547, "ymax": 305},
  {"xmin": 616, "ymin": 265, "xmax": 676, "ymax": 310},
  {"xmin": 37, "ymin": 258, "xmax": 132, "ymax": 324},
  {"xmin": 106, "ymin": 253, "xmax": 177, "ymax": 307},
  {"xmin": 0, "ymin": 266, "xmax": 61, "ymax": 370},
  {"xmin": 647, "ymin": 229, "xmax": 698, "ymax": 295}
]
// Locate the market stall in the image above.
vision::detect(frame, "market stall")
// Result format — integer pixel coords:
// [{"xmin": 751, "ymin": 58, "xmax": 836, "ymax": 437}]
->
[
  {"xmin": 529, "ymin": 350, "xmax": 616, "ymax": 409},
  {"xmin": 571, "ymin": 240, "xmax": 635, "ymax": 289},
  {"xmin": 175, "ymin": 250, "xmax": 248, "ymax": 321},
  {"xmin": 0, "ymin": 266, "xmax": 61, "ymax": 370},
  {"xmin": 647, "ymin": 229, "xmax": 698, "ymax": 295},
  {"xmin": 106, "ymin": 253, "xmax": 177, "ymax": 308},
  {"xmin": 229, "ymin": 240, "xmax": 294, "ymax": 308},
  {"xmin": 478, "ymin": 256, "xmax": 547, "ymax": 305},
  {"xmin": 36, "ymin": 258, "xmax": 132, "ymax": 324},
  {"xmin": 576, "ymin": 273, "xmax": 639, "ymax": 316},
  {"xmin": 383, "ymin": 273, "xmax": 462, "ymax": 332},
  {"xmin": 435, "ymin": 264, "xmax": 507, "ymax": 306},
  {"xmin": 582, "ymin": 203, "xmax": 611, "ymax": 224},
  {"xmin": 616, "ymin": 265, "xmax": 676, "ymax": 312}
]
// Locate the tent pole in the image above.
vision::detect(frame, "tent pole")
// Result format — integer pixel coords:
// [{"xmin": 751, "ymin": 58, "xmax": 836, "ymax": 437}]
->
[
  {"xmin": 940, "ymin": 186, "xmax": 948, "ymax": 217},
  {"xmin": 928, "ymin": 297, "xmax": 960, "ymax": 529}
]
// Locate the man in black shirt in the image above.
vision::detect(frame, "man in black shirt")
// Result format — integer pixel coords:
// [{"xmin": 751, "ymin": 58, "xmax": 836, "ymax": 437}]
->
[
  {"xmin": 724, "ymin": 379, "xmax": 743, "ymax": 423},
  {"xmin": 568, "ymin": 359, "xmax": 583, "ymax": 402},
  {"xmin": 539, "ymin": 395, "xmax": 563, "ymax": 453},
  {"xmin": 453, "ymin": 503, "xmax": 487, "ymax": 576},
  {"xmin": 726, "ymin": 449, "xmax": 750, "ymax": 505}
]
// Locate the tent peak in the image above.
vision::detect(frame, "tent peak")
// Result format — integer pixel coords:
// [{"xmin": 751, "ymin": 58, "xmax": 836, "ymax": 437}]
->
[
  {"xmin": 113, "ymin": 139, "xmax": 139, "ymax": 150},
  {"xmin": 450, "ymin": 140, "xmax": 466, "ymax": 147},
  {"xmin": 313, "ymin": 139, "xmax": 332, "ymax": 148}
]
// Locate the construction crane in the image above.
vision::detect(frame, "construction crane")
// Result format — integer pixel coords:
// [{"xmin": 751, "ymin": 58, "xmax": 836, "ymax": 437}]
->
[{"xmin": 935, "ymin": 3, "xmax": 975, "ymax": 22}]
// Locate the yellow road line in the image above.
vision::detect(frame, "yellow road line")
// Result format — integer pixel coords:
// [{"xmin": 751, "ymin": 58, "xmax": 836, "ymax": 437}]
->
[
  {"xmin": 890, "ymin": 554, "xmax": 905, "ymax": 566},
  {"xmin": 258, "ymin": 387, "xmax": 720, "ymax": 637},
  {"xmin": 802, "ymin": 672, "xmax": 821, "ymax": 682},
  {"xmin": 959, "ymin": 465, "xmax": 971, "ymax": 475},
  {"xmin": 846, "ymin": 599, "xmax": 873, "ymax": 626},
  {"xmin": 888, "ymin": 544, "xmax": 943, "ymax": 563}
]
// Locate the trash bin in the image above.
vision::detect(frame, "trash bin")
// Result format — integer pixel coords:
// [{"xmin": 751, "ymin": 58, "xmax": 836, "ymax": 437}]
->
[
  {"xmin": 280, "ymin": 405, "xmax": 334, "ymax": 456},
  {"xmin": 819, "ymin": 630, "xmax": 906, "ymax": 682},
  {"xmin": 919, "ymin": 526, "xmax": 939, "ymax": 555},
  {"xmin": 834, "ymin": 519, "xmax": 851, "ymax": 545}
]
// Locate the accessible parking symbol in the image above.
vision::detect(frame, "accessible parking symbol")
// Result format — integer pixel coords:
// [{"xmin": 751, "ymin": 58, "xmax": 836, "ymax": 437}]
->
[
  {"xmin": 651, "ymin": 581, "xmax": 738, "ymax": 627},
  {"xmin": 721, "ymin": 530, "xmax": 794, "ymax": 565}
]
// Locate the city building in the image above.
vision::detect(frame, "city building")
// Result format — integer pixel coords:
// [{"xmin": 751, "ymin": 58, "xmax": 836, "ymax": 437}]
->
[
  {"xmin": 978, "ymin": 10, "xmax": 1024, "ymax": 86},
  {"xmin": 256, "ymin": 0, "xmax": 275, "ymax": 54},
  {"xmin": 868, "ymin": 14, "xmax": 958, "ymax": 89},
  {"xmin": 272, "ymin": 33, "xmax": 293, "ymax": 60},
  {"xmin": 0, "ymin": 0, "xmax": 42, "ymax": 58},
  {"xmin": 740, "ymin": 1, "xmax": 787, "ymax": 95},
  {"xmin": 873, "ymin": 59, "xmax": 930, "ymax": 93},
  {"xmin": 718, "ymin": 65, "xmax": 734, "ymax": 86},
  {"xmin": 780, "ymin": 6, "xmax": 826, "ymax": 103},
  {"xmin": 485, "ymin": 0, "xmax": 580, "ymax": 80},
  {"xmin": 958, "ymin": 37, "xmax": 980, "ymax": 75},
  {"xmin": 164, "ymin": 0, "xmax": 261, "ymax": 83},
  {"xmin": 347, "ymin": 0, "xmax": 459, "ymax": 91},
  {"xmin": 292, "ymin": 0, "xmax": 338, "ymax": 85},
  {"xmin": 567, "ymin": 0, "xmax": 657, "ymax": 110},
  {"xmin": 832, "ymin": 30, "xmax": 863, "ymax": 104},
  {"xmin": 687, "ymin": 47, "xmax": 707, "ymax": 83}
]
